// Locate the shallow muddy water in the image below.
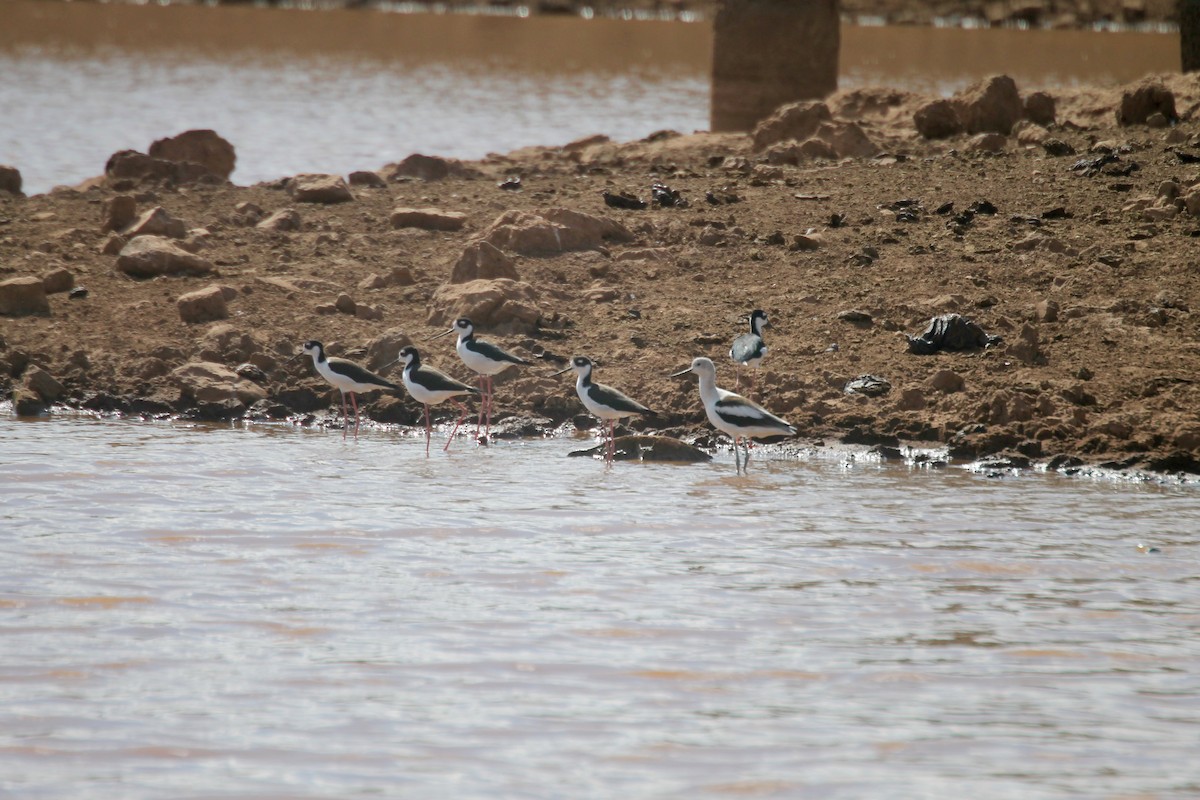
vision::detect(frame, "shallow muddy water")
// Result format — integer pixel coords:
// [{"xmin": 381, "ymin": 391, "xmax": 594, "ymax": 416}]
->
[
  {"xmin": 2, "ymin": 416, "xmax": 1198, "ymax": 798},
  {"xmin": 0, "ymin": 0, "xmax": 1179, "ymax": 193}
]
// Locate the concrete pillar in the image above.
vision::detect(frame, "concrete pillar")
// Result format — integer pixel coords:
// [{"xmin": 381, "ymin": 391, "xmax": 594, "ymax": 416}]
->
[
  {"xmin": 1183, "ymin": 0, "xmax": 1200, "ymax": 72},
  {"xmin": 710, "ymin": 0, "xmax": 840, "ymax": 133}
]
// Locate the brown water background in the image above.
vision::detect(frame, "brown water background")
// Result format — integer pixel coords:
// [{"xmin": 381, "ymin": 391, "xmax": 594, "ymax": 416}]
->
[{"xmin": 0, "ymin": 0, "xmax": 1180, "ymax": 193}]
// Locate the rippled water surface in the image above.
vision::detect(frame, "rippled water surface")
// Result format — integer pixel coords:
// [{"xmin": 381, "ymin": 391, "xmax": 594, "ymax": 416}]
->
[
  {"xmin": 0, "ymin": 0, "xmax": 1179, "ymax": 193},
  {"xmin": 2, "ymin": 417, "xmax": 1199, "ymax": 799}
]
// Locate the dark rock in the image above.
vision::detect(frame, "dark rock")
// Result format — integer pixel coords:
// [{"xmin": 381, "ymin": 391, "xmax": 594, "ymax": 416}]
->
[
  {"xmin": 603, "ymin": 190, "xmax": 647, "ymax": 210},
  {"xmin": 567, "ymin": 435, "xmax": 711, "ymax": 463},
  {"xmin": 843, "ymin": 375, "xmax": 892, "ymax": 397},
  {"xmin": 906, "ymin": 314, "xmax": 1002, "ymax": 355},
  {"xmin": 148, "ymin": 129, "xmax": 236, "ymax": 180},
  {"xmin": 0, "ymin": 164, "xmax": 22, "ymax": 196},
  {"xmin": 1116, "ymin": 82, "xmax": 1177, "ymax": 126},
  {"xmin": 1042, "ymin": 138, "xmax": 1076, "ymax": 157}
]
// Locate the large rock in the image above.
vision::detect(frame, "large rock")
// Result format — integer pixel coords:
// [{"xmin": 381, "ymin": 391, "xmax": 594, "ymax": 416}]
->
[
  {"xmin": 386, "ymin": 153, "xmax": 475, "ymax": 181},
  {"xmin": 287, "ymin": 174, "xmax": 353, "ymax": 204},
  {"xmin": 121, "ymin": 206, "xmax": 187, "ymax": 239},
  {"xmin": 390, "ymin": 207, "xmax": 468, "ymax": 231},
  {"xmin": 177, "ymin": 286, "xmax": 229, "ymax": 324},
  {"xmin": 429, "ymin": 278, "xmax": 542, "ymax": 334},
  {"xmin": 814, "ymin": 121, "xmax": 878, "ymax": 158},
  {"xmin": 147, "ymin": 130, "xmax": 236, "ymax": 180},
  {"xmin": 751, "ymin": 101, "xmax": 833, "ymax": 151},
  {"xmin": 711, "ymin": 0, "xmax": 839, "ymax": 132},
  {"xmin": 0, "ymin": 276, "xmax": 50, "ymax": 316},
  {"xmin": 914, "ymin": 99, "xmax": 963, "ymax": 139},
  {"xmin": 171, "ymin": 361, "xmax": 268, "ymax": 406},
  {"xmin": 116, "ymin": 236, "xmax": 214, "ymax": 278},
  {"xmin": 104, "ymin": 149, "xmax": 211, "ymax": 185},
  {"xmin": 0, "ymin": 165, "xmax": 22, "ymax": 195},
  {"xmin": 365, "ymin": 328, "xmax": 414, "ymax": 372},
  {"xmin": 1116, "ymin": 82, "xmax": 1177, "ymax": 126},
  {"xmin": 955, "ymin": 75, "xmax": 1023, "ymax": 135},
  {"xmin": 480, "ymin": 208, "xmax": 633, "ymax": 255},
  {"xmin": 450, "ymin": 240, "xmax": 519, "ymax": 283},
  {"xmin": 1023, "ymin": 91, "xmax": 1056, "ymax": 126}
]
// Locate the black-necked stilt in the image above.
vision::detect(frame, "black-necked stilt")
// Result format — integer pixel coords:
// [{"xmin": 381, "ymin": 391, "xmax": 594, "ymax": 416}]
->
[
  {"xmin": 552, "ymin": 355, "xmax": 652, "ymax": 463},
  {"xmin": 672, "ymin": 356, "xmax": 795, "ymax": 473},
  {"xmin": 428, "ymin": 317, "xmax": 529, "ymax": 443},
  {"xmin": 729, "ymin": 309, "xmax": 769, "ymax": 394},
  {"xmin": 301, "ymin": 340, "xmax": 399, "ymax": 438},
  {"xmin": 395, "ymin": 345, "xmax": 480, "ymax": 455}
]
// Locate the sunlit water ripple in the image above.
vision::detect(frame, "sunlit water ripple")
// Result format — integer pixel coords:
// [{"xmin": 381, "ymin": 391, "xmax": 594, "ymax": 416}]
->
[{"xmin": 1, "ymin": 417, "xmax": 1198, "ymax": 798}]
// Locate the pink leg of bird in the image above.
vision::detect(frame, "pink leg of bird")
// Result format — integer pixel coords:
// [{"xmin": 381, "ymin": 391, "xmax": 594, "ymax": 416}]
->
[
  {"xmin": 444, "ymin": 399, "xmax": 471, "ymax": 451},
  {"xmin": 485, "ymin": 376, "xmax": 494, "ymax": 441},
  {"xmin": 474, "ymin": 375, "xmax": 485, "ymax": 440},
  {"xmin": 340, "ymin": 392, "xmax": 350, "ymax": 439},
  {"xmin": 349, "ymin": 392, "xmax": 360, "ymax": 438},
  {"xmin": 423, "ymin": 404, "xmax": 432, "ymax": 457}
]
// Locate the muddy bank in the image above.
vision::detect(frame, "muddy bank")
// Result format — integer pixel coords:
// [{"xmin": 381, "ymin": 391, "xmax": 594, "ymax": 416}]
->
[{"xmin": 2, "ymin": 72, "xmax": 1199, "ymax": 476}]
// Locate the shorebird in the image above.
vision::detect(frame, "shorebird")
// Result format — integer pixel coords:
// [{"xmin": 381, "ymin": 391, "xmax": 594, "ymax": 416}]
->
[
  {"xmin": 672, "ymin": 356, "xmax": 795, "ymax": 473},
  {"xmin": 729, "ymin": 309, "xmax": 769, "ymax": 394},
  {"xmin": 301, "ymin": 340, "xmax": 399, "ymax": 439},
  {"xmin": 554, "ymin": 357, "xmax": 657, "ymax": 462},
  {"xmin": 428, "ymin": 317, "xmax": 529, "ymax": 443},
  {"xmin": 553, "ymin": 355, "xmax": 652, "ymax": 463},
  {"xmin": 395, "ymin": 345, "xmax": 480, "ymax": 455}
]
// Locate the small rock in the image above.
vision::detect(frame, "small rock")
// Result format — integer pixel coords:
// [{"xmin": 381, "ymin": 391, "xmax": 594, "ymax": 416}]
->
[
  {"xmin": 177, "ymin": 286, "xmax": 230, "ymax": 324},
  {"xmin": 257, "ymin": 208, "xmax": 301, "ymax": 232},
  {"xmin": 1116, "ymin": 82, "xmax": 1177, "ymax": 126},
  {"xmin": 41, "ymin": 267, "xmax": 74, "ymax": 295},
  {"xmin": 914, "ymin": 99, "xmax": 962, "ymax": 139},
  {"xmin": 0, "ymin": 276, "xmax": 50, "ymax": 316},
  {"xmin": 843, "ymin": 374, "xmax": 892, "ymax": 397},
  {"xmin": 451, "ymin": 240, "xmax": 518, "ymax": 283},
  {"xmin": 387, "ymin": 153, "xmax": 472, "ymax": 181},
  {"xmin": 23, "ymin": 366, "xmax": 65, "ymax": 402},
  {"xmin": 287, "ymin": 173, "xmax": 353, "ymax": 204},
  {"xmin": 121, "ymin": 206, "xmax": 187, "ymax": 239},
  {"xmin": 148, "ymin": 129, "xmax": 236, "ymax": 180},
  {"xmin": 101, "ymin": 195, "xmax": 137, "ymax": 232},
  {"xmin": 355, "ymin": 304, "xmax": 383, "ymax": 321},
  {"xmin": 897, "ymin": 388, "xmax": 927, "ymax": 410},
  {"xmin": 1035, "ymin": 299, "xmax": 1060, "ymax": 323},
  {"xmin": 390, "ymin": 207, "xmax": 468, "ymax": 231},
  {"xmin": 348, "ymin": 170, "xmax": 386, "ymax": 188},
  {"xmin": 836, "ymin": 309, "xmax": 872, "ymax": 324},
  {"xmin": 927, "ymin": 369, "xmax": 965, "ymax": 393},
  {"xmin": 335, "ymin": 294, "xmax": 356, "ymax": 315},
  {"xmin": 956, "ymin": 75, "xmax": 1023, "ymax": 135},
  {"xmin": 116, "ymin": 236, "xmax": 214, "ymax": 278},
  {"xmin": 172, "ymin": 361, "xmax": 267, "ymax": 406},
  {"xmin": 968, "ymin": 133, "xmax": 1007, "ymax": 153},
  {"xmin": 1023, "ymin": 91, "xmax": 1056, "ymax": 126},
  {"xmin": 791, "ymin": 232, "xmax": 823, "ymax": 251},
  {"xmin": 1042, "ymin": 138, "xmax": 1076, "ymax": 157},
  {"xmin": 68, "ymin": 287, "xmax": 89, "ymax": 300}
]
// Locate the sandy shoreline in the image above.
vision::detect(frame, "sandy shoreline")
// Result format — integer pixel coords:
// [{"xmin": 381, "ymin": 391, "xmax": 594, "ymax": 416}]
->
[{"xmin": 2, "ymin": 69, "xmax": 1199, "ymax": 477}]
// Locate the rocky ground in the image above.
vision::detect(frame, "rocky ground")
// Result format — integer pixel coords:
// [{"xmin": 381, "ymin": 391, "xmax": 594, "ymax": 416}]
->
[{"xmin": 2, "ymin": 71, "xmax": 1199, "ymax": 475}]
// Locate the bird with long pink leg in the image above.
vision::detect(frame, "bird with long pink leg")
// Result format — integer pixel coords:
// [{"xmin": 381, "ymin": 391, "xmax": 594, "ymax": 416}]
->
[
  {"xmin": 395, "ymin": 345, "xmax": 480, "ymax": 456},
  {"xmin": 428, "ymin": 317, "xmax": 529, "ymax": 444},
  {"xmin": 301, "ymin": 340, "xmax": 399, "ymax": 439},
  {"xmin": 553, "ymin": 355, "xmax": 652, "ymax": 464}
]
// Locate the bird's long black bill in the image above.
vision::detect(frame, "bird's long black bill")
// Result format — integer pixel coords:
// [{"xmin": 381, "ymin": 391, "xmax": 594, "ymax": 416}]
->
[{"xmin": 426, "ymin": 329, "xmax": 455, "ymax": 341}]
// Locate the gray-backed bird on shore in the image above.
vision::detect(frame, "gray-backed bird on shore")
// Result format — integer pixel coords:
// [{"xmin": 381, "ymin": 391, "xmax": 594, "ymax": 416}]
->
[{"xmin": 729, "ymin": 309, "xmax": 769, "ymax": 395}]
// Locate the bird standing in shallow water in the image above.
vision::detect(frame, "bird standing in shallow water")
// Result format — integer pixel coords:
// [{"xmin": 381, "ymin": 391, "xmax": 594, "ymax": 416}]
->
[
  {"xmin": 729, "ymin": 309, "xmax": 769, "ymax": 395},
  {"xmin": 301, "ymin": 340, "xmax": 399, "ymax": 439},
  {"xmin": 672, "ymin": 356, "xmax": 795, "ymax": 474},
  {"xmin": 396, "ymin": 345, "xmax": 480, "ymax": 456},
  {"xmin": 428, "ymin": 317, "xmax": 529, "ymax": 443},
  {"xmin": 553, "ymin": 355, "xmax": 652, "ymax": 463}
]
